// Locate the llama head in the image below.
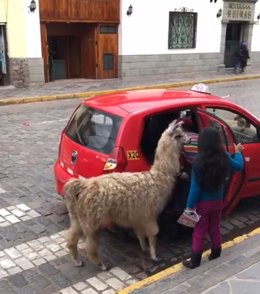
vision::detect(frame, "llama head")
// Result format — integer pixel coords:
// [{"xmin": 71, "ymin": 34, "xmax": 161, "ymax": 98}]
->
[
  {"xmin": 152, "ymin": 120, "xmax": 188, "ymax": 174},
  {"xmin": 234, "ymin": 115, "xmax": 250, "ymax": 130},
  {"xmin": 166, "ymin": 120, "xmax": 189, "ymax": 145}
]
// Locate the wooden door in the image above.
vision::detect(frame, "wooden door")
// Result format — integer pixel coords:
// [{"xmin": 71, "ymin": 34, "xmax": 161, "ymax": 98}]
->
[
  {"xmin": 68, "ymin": 36, "xmax": 81, "ymax": 78},
  {"xmin": 41, "ymin": 23, "xmax": 49, "ymax": 82},
  {"xmin": 96, "ymin": 25, "xmax": 118, "ymax": 79}
]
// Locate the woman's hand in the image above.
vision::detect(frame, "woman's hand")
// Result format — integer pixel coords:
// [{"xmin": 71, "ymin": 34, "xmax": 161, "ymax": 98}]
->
[{"xmin": 234, "ymin": 143, "xmax": 244, "ymax": 153}]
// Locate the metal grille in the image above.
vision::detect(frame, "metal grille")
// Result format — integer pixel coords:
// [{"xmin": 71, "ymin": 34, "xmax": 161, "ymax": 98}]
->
[{"xmin": 168, "ymin": 12, "xmax": 197, "ymax": 49}]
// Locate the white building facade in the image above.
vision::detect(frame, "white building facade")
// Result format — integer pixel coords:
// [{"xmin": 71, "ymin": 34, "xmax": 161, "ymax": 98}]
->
[
  {"xmin": 0, "ymin": 0, "xmax": 43, "ymax": 87},
  {"xmin": 119, "ymin": 0, "xmax": 260, "ymax": 79},
  {"xmin": 0, "ymin": 0, "xmax": 260, "ymax": 87}
]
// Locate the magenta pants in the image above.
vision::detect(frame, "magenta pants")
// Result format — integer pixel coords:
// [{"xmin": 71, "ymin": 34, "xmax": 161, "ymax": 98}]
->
[{"xmin": 192, "ymin": 200, "xmax": 223, "ymax": 253}]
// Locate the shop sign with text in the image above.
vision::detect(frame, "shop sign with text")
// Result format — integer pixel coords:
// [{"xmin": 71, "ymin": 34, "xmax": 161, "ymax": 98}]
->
[{"xmin": 225, "ymin": 2, "xmax": 254, "ymax": 21}]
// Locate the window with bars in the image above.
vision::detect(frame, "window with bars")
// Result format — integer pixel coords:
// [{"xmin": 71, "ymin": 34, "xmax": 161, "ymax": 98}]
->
[{"xmin": 168, "ymin": 11, "xmax": 197, "ymax": 49}]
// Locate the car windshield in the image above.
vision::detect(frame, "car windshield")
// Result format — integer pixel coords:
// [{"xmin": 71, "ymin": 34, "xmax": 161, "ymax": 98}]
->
[{"xmin": 65, "ymin": 105, "xmax": 122, "ymax": 154}]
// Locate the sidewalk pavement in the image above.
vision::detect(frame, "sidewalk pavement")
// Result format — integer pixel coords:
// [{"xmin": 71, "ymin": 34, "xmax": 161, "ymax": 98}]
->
[
  {"xmin": 1, "ymin": 67, "xmax": 260, "ymax": 105},
  {"xmin": 119, "ymin": 227, "xmax": 260, "ymax": 294}
]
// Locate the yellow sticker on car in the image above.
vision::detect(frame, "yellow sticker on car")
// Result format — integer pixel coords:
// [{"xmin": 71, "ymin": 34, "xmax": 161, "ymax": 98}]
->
[{"xmin": 127, "ymin": 150, "xmax": 140, "ymax": 160}]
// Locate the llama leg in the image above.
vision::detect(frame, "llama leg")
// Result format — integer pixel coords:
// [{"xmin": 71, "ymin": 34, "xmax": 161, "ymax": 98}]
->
[
  {"xmin": 146, "ymin": 221, "xmax": 159, "ymax": 261},
  {"xmin": 134, "ymin": 227, "xmax": 147, "ymax": 251},
  {"xmin": 85, "ymin": 231, "xmax": 107, "ymax": 271},
  {"xmin": 148, "ymin": 235, "xmax": 158, "ymax": 261},
  {"xmin": 66, "ymin": 222, "xmax": 84, "ymax": 267}
]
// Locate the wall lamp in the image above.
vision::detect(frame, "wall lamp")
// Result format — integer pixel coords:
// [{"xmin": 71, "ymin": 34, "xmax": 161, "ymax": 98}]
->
[
  {"xmin": 127, "ymin": 5, "xmax": 133, "ymax": 16},
  {"xmin": 257, "ymin": 13, "xmax": 260, "ymax": 20},
  {"xmin": 29, "ymin": 0, "xmax": 37, "ymax": 13},
  {"xmin": 216, "ymin": 8, "xmax": 222, "ymax": 18}
]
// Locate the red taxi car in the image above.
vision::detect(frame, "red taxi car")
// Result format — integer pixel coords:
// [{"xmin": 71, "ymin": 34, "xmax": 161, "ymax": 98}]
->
[{"xmin": 53, "ymin": 84, "xmax": 260, "ymax": 216}]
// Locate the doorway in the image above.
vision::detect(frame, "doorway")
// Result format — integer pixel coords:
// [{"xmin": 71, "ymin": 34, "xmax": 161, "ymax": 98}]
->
[
  {"xmin": 48, "ymin": 36, "xmax": 81, "ymax": 81},
  {"xmin": 42, "ymin": 22, "xmax": 119, "ymax": 82},
  {"xmin": 224, "ymin": 23, "xmax": 241, "ymax": 68}
]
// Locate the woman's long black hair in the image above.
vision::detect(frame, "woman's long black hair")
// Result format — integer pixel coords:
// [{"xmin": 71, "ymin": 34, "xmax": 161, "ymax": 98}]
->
[{"xmin": 193, "ymin": 126, "xmax": 229, "ymax": 192}]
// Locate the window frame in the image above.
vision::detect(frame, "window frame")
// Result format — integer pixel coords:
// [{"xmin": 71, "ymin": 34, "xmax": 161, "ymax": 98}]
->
[
  {"xmin": 65, "ymin": 105, "xmax": 122, "ymax": 154},
  {"xmin": 103, "ymin": 53, "xmax": 113, "ymax": 71},
  {"xmin": 140, "ymin": 108, "xmax": 199, "ymax": 164},
  {"xmin": 100, "ymin": 25, "xmax": 117, "ymax": 34},
  {"xmin": 168, "ymin": 11, "xmax": 197, "ymax": 49},
  {"xmin": 205, "ymin": 107, "xmax": 259, "ymax": 144}
]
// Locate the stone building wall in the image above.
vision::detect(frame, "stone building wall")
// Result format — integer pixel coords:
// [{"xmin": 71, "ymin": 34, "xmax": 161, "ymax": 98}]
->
[
  {"xmin": 119, "ymin": 53, "xmax": 222, "ymax": 79},
  {"xmin": 118, "ymin": 51, "xmax": 260, "ymax": 79},
  {"xmin": 8, "ymin": 58, "xmax": 44, "ymax": 88}
]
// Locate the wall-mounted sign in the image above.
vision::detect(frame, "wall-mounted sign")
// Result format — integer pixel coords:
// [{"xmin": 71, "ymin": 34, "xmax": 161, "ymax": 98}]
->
[{"xmin": 224, "ymin": 2, "xmax": 254, "ymax": 21}]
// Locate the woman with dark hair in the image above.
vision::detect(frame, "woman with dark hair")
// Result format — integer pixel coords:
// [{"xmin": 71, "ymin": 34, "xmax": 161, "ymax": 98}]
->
[{"xmin": 183, "ymin": 126, "xmax": 244, "ymax": 269}]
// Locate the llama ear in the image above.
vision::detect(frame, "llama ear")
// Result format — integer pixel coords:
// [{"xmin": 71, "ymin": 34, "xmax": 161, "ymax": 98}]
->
[
  {"xmin": 245, "ymin": 121, "xmax": 250, "ymax": 128},
  {"xmin": 167, "ymin": 119, "xmax": 183, "ymax": 137}
]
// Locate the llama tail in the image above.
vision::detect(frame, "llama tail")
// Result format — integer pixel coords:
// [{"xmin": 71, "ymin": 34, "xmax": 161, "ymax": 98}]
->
[
  {"xmin": 63, "ymin": 178, "xmax": 81, "ymax": 201},
  {"xmin": 63, "ymin": 178, "xmax": 82, "ymax": 219}
]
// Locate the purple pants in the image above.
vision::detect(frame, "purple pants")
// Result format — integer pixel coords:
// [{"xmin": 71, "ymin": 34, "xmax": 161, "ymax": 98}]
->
[{"xmin": 192, "ymin": 200, "xmax": 223, "ymax": 253}]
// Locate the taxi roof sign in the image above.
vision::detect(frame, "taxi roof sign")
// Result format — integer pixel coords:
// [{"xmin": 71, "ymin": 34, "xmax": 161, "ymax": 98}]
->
[{"xmin": 191, "ymin": 83, "xmax": 210, "ymax": 94}]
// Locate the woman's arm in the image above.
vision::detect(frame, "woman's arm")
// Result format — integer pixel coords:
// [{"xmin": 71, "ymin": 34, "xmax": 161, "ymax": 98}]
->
[
  {"xmin": 225, "ymin": 144, "xmax": 244, "ymax": 171},
  {"xmin": 186, "ymin": 167, "xmax": 201, "ymax": 209}
]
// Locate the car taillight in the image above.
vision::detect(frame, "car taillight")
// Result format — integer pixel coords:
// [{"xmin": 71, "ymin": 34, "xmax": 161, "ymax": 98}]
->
[{"xmin": 103, "ymin": 147, "xmax": 127, "ymax": 172}]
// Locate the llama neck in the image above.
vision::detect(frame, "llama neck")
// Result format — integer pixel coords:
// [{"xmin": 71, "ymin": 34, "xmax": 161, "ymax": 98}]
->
[
  {"xmin": 151, "ymin": 148, "xmax": 181, "ymax": 177},
  {"xmin": 148, "ymin": 168, "xmax": 178, "ymax": 215}
]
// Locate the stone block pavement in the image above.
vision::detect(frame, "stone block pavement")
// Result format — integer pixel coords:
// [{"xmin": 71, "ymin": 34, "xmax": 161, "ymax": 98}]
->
[{"xmin": 0, "ymin": 67, "xmax": 260, "ymax": 294}]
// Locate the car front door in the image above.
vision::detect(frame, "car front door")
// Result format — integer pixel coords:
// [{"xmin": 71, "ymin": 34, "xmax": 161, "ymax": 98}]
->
[
  {"xmin": 203, "ymin": 107, "xmax": 260, "ymax": 209},
  {"xmin": 196, "ymin": 109, "xmax": 246, "ymax": 216}
]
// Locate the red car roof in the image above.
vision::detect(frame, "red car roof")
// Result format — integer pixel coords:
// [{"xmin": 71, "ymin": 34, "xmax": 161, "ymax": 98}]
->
[{"xmin": 83, "ymin": 89, "xmax": 238, "ymax": 116}]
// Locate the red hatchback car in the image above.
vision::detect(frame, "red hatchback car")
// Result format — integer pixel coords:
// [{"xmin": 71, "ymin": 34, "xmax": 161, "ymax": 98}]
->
[{"xmin": 53, "ymin": 84, "xmax": 260, "ymax": 216}]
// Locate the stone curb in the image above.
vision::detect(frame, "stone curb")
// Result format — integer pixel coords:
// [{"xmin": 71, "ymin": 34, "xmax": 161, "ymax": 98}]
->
[
  {"xmin": 1, "ymin": 74, "xmax": 260, "ymax": 106},
  {"xmin": 118, "ymin": 227, "xmax": 260, "ymax": 294}
]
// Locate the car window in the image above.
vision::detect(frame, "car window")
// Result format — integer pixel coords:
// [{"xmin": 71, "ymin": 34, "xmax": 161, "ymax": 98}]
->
[
  {"xmin": 206, "ymin": 108, "xmax": 258, "ymax": 144},
  {"xmin": 65, "ymin": 105, "xmax": 122, "ymax": 154},
  {"xmin": 141, "ymin": 108, "xmax": 198, "ymax": 164}
]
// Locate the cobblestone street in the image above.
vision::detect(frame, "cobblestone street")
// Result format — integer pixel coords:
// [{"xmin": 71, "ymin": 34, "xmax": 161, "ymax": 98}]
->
[{"xmin": 0, "ymin": 79, "xmax": 260, "ymax": 293}]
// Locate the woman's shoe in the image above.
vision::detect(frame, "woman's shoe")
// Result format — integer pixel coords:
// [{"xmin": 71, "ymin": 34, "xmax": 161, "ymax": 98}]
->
[
  {"xmin": 183, "ymin": 252, "xmax": 202, "ymax": 269},
  {"xmin": 208, "ymin": 248, "xmax": 221, "ymax": 260}
]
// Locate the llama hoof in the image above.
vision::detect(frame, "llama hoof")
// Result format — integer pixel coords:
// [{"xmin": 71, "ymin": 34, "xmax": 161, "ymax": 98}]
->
[
  {"xmin": 99, "ymin": 263, "xmax": 109, "ymax": 271},
  {"xmin": 151, "ymin": 256, "xmax": 162, "ymax": 263},
  {"xmin": 74, "ymin": 260, "xmax": 84, "ymax": 267},
  {"xmin": 101, "ymin": 264, "xmax": 108, "ymax": 271}
]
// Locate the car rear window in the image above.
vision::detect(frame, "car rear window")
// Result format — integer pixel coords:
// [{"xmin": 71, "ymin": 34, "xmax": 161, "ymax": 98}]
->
[{"xmin": 65, "ymin": 105, "xmax": 122, "ymax": 154}]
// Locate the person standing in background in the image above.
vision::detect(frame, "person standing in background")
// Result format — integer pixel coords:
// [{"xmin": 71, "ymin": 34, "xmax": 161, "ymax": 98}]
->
[{"xmin": 234, "ymin": 41, "xmax": 250, "ymax": 73}]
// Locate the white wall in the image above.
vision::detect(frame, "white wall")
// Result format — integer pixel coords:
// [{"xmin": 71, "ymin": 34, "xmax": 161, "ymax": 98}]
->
[
  {"xmin": 119, "ymin": 0, "xmax": 223, "ymax": 55},
  {"xmin": 0, "ymin": 0, "xmax": 7, "ymax": 22},
  {"xmin": 251, "ymin": 0, "xmax": 260, "ymax": 51},
  {"xmin": 24, "ymin": 0, "xmax": 42, "ymax": 58},
  {"xmin": 6, "ymin": 0, "xmax": 26, "ymax": 57},
  {"xmin": 6, "ymin": 0, "xmax": 41, "ymax": 58}
]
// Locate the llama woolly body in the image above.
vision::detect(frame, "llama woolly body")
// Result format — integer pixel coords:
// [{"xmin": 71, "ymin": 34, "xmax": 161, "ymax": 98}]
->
[{"xmin": 64, "ymin": 120, "xmax": 185, "ymax": 269}]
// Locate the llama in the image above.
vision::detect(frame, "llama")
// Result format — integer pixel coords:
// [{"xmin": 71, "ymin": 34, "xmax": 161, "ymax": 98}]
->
[{"xmin": 63, "ymin": 120, "xmax": 187, "ymax": 270}]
